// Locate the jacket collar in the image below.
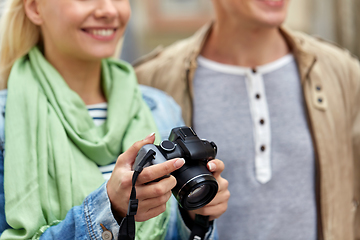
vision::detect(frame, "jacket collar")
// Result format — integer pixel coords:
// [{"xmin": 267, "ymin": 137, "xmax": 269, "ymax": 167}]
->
[
  {"xmin": 280, "ymin": 26, "xmax": 317, "ymax": 83},
  {"xmin": 184, "ymin": 22, "xmax": 214, "ymax": 71}
]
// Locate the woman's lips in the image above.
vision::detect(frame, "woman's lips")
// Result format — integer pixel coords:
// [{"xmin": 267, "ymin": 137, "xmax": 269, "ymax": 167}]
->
[{"xmin": 82, "ymin": 28, "xmax": 117, "ymax": 41}]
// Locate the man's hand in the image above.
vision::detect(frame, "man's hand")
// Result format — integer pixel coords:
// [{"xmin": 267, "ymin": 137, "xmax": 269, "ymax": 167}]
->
[{"xmin": 107, "ymin": 133, "xmax": 185, "ymax": 222}]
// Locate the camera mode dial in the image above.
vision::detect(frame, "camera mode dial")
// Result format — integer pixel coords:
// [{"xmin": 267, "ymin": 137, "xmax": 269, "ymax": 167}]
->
[{"xmin": 160, "ymin": 140, "xmax": 176, "ymax": 152}]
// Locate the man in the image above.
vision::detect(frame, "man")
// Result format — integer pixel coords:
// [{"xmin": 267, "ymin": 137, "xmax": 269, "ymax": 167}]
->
[{"xmin": 134, "ymin": 0, "xmax": 360, "ymax": 239}]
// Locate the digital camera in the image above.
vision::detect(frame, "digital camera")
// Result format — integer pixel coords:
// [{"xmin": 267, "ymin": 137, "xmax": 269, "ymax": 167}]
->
[{"xmin": 133, "ymin": 126, "xmax": 218, "ymax": 210}]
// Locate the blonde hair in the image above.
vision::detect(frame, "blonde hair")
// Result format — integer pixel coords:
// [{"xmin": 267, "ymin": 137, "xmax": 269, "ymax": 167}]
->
[{"xmin": 0, "ymin": 0, "xmax": 40, "ymax": 89}]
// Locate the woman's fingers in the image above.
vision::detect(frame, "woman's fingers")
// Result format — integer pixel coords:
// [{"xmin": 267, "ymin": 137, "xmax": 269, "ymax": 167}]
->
[
  {"xmin": 193, "ymin": 202, "xmax": 229, "ymax": 221},
  {"xmin": 207, "ymin": 159, "xmax": 225, "ymax": 178},
  {"xmin": 201, "ymin": 184, "xmax": 230, "ymax": 207},
  {"xmin": 136, "ymin": 158, "xmax": 185, "ymax": 184},
  {"xmin": 109, "ymin": 137, "xmax": 229, "ymax": 223},
  {"xmin": 214, "ymin": 175, "xmax": 229, "ymax": 193},
  {"xmin": 108, "ymin": 137, "xmax": 185, "ymax": 222},
  {"xmin": 134, "ymin": 177, "xmax": 176, "ymax": 222},
  {"xmin": 137, "ymin": 175, "xmax": 176, "ymax": 197},
  {"xmin": 189, "ymin": 185, "xmax": 230, "ymax": 220},
  {"xmin": 135, "ymin": 202, "xmax": 169, "ymax": 222},
  {"xmin": 186, "ymin": 159, "xmax": 230, "ymax": 221},
  {"xmin": 115, "ymin": 133, "xmax": 156, "ymax": 169},
  {"xmin": 135, "ymin": 191, "xmax": 173, "ymax": 222}
]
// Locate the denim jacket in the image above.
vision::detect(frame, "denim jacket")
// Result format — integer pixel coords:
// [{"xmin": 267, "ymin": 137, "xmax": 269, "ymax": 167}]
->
[{"xmin": 0, "ymin": 85, "xmax": 216, "ymax": 240}]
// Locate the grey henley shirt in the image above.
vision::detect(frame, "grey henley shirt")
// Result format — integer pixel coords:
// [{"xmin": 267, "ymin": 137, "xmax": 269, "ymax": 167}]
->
[{"xmin": 193, "ymin": 54, "xmax": 317, "ymax": 240}]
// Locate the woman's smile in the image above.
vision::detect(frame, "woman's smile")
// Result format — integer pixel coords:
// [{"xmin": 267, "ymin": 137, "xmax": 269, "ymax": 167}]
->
[{"xmin": 82, "ymin": 28, "xmax": 117, "ymax": 41}]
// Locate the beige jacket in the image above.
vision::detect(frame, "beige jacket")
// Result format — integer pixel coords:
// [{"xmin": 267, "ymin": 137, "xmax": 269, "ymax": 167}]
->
[{"xmin": 134, "ymin": 23, "xmax": 360, "ymax": 240}]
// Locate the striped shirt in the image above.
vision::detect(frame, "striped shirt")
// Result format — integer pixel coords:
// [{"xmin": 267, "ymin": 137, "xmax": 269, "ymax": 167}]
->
[{"xmin": 87, "ymin": 102, "xmax": 115, "ymax": 181}]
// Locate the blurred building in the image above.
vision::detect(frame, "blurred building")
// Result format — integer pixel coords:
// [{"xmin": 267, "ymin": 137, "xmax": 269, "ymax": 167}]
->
[
  {"xmin": 121, "ymin": 0, "xmax": 214, "ymax": 62},
  {"xmin": 121, "ymin": 0, "xmax": 360, "ymax": 62}
]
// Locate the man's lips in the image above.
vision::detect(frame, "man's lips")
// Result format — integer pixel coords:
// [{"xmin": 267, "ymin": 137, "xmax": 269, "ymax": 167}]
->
[{"xmin": 256, "ymin": 0, "xmax": 284, "ymax": 7}]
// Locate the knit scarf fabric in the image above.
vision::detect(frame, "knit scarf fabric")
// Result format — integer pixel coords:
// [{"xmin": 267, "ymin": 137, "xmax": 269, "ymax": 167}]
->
[{"xmin": 1, "ymin": 47, "xmax": 164, "ymax": 239}]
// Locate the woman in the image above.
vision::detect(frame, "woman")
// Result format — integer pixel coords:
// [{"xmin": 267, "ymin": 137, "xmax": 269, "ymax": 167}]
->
[{"xmin": 0, "ymin": 0, "xmax": 230, "ymax": 239}]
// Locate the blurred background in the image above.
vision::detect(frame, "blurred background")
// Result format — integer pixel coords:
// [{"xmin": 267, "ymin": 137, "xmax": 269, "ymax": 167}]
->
[{"xmin": 120, "ymin": 0, "xmax": 360, "ymax": 63}]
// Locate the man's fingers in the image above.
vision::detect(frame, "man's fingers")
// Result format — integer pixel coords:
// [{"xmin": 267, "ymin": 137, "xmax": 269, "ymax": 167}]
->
[
  {"xmin": 116, "ymin": 133, "xmax": 156, "ymax": 168},
  {"xmin": 137, "ymin": 158, "xmax": 185, "ymax": 184}
]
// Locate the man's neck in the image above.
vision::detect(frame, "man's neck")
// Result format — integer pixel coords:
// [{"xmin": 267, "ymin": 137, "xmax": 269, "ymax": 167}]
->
[{"xmin": 201, "ymin": 21, "xmax": 290, "ymax": 68}]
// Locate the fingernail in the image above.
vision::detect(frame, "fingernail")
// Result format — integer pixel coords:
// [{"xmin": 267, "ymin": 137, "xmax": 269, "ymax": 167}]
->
[
  {"xmin": 145, "ymin": 132, "xmax": 155, "ymax": 140},
  {"xmin": 208, "ymin": 162, "xmax": 216, "ymax": 171},
  {"xmin": 174, "ymin": 158, "xmax": 185, "ymax": 168}
]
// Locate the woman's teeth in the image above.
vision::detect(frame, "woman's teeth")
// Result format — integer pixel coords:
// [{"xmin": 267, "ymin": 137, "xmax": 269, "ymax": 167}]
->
[{"xmin": 90, "ymin": 29, "xmax": 114, "ymax": 36}]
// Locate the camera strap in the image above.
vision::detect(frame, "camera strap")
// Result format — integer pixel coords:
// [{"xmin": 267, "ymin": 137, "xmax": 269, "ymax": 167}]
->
[
  {"xmin": 118, "ymin": 149, "xmax": 156, "ymax": 240},
  {"xmin": 189, "ymin": 214, "xmax": 211, "ymax": 240},
  {"xmin": 118, "ymin": 148, "xmax": 212, "ymax": 240}
]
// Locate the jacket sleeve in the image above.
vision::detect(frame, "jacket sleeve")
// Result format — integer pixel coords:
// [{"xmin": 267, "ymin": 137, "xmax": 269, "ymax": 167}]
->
[
  {"xmin": 0, "ymin": 90, "xmax": 10, "ymax": 234},
  {"xmin": 39, "ymin": 183, "xmax": 120, "ymax": 240},
  {"xmin": 350, "ymin": 56, "xmax": 360, "ymax": 240}
]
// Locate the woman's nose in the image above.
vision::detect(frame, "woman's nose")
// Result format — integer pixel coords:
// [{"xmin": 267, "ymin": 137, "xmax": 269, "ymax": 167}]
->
[{"xmin": 94, "ymin": 0, "xmax": 118, "ymax": 21}]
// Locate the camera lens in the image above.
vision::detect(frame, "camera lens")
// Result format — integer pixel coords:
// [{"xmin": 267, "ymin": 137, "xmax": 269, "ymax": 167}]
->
[
  {"xmin": 172, "ymin": 163, "xmax": 218, "ymax": 210},
  {"xmin": 181, "ymin": 175, "xmax": 218, "ymax": 210},
  {"xmin": 188, "ymin": 185, "xmax": 208, "ymax": 202}
]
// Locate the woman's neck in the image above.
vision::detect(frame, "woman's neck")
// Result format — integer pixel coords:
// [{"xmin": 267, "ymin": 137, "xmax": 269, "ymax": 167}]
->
[
  {"xmin": 44, "ymin": 48, "xmax": 107, "ymax": 105},
  {"xmin": 201, "ymin": 20, "xmax": 290, "ymax": 68}
]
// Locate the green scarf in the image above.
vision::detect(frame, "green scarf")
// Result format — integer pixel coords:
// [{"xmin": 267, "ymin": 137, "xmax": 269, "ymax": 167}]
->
[{"xmin": 1, "ymin": 47, "xmax": 168, "ymax": 239}]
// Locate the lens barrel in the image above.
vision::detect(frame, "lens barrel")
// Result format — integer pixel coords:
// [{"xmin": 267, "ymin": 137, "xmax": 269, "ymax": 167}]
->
[{"xmin": 172, "ymin": 162, "xmax": 218, "ymax": 210}]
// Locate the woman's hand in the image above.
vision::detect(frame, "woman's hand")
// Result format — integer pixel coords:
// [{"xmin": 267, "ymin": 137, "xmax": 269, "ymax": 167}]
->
[
  {"xmin": 188, "ymin": 159, "xmax": 230, "ymax": 221},
  {"xmin": 107, "ymin": 133, "xmax": 185, "ymax": 222}
]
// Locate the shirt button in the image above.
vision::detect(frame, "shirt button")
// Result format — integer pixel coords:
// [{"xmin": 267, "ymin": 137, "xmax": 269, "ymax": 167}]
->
[
  {"xmin": 259, "ymin": 119, "xmax": 265, "ymax": 125},
  {"xmin": 255, "ymin": 94, "xmax": 261, "ymax": 99},
  {"xmin": 353, "ymin": 200, "xmax": 359, "ymax": 210},
  {"xmin": 260, "ymin": 145, "xmax": 266, "ymax": 152},
  {"xmin": 102, "ymin": 230, "xmax": 113, "ymax": 240}
]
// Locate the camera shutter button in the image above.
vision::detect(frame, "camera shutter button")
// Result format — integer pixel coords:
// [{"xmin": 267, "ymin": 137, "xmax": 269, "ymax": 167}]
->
[{"xmin": 160, "ymin": 140, "xmax": 176, "ymax": 152}]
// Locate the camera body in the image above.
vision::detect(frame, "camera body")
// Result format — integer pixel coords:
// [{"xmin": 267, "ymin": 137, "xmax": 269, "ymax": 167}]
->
[{"xmin": 133, "ymin": 126, "xmax": 218, "ymax": 210}]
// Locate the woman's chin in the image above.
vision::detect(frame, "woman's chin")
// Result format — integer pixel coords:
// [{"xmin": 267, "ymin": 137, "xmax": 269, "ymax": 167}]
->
[{"xmin": 82, "ymin": 49, "xmax": 118, "ymax": 61}]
